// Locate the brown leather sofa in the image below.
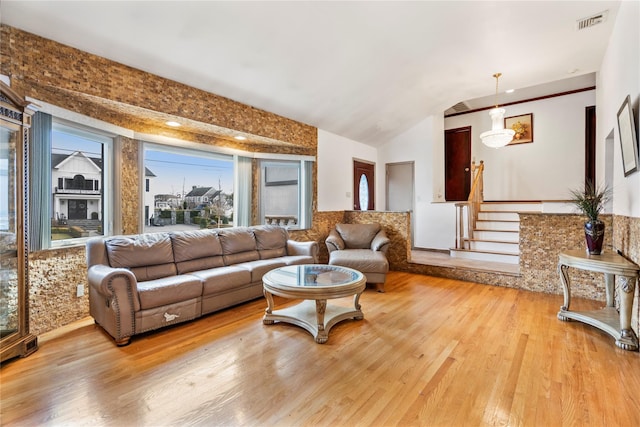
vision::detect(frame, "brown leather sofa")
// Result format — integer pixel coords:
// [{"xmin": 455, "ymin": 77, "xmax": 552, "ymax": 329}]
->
[
  {"xmin": 87, "ymin": 225, "xmax": 318, "ymax": 345},
  {"xmin": 325, "ymin": 223, "xmax": 390, "ymax": 292}
]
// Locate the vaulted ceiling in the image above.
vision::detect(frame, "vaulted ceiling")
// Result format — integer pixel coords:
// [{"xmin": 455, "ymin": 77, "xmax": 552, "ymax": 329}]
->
[{"xmin": 0, "ymin": 1, "xmax": 620, "ymax": 146}]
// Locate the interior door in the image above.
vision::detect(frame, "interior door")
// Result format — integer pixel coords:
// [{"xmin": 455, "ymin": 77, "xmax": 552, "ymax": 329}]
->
[
  {"xmin": 444, "ymin": 127, "xmax": 472, "ymax": 201},
  {"xmin": 353, "ymin": 160, "xmax": 375, "ymax": 210},
  {"xmin": 585, "ymin": 106, "xmax": 596, "ymax": 186},
  {"xmin": 386, "ymin": 161, "xmax": 414, "ymax": 246},
  {"xmin": 386, "ymin": 162, "xmax": 413, "ymax": 211}
]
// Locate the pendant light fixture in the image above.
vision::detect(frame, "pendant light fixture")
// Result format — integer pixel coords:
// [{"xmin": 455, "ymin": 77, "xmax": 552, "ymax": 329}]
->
[{"xmin": 480, "ymin": 73, "xmax": 515, "ymax": 148}]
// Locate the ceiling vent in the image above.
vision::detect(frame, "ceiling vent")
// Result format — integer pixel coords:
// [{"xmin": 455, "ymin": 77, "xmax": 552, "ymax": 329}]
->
[
  {"xmin": 449, "ymin": 101, "xmax": 470, "ymax": 114},
  {"xmin": 576, "ymin": 10, "xmax": 608, "ymax": 30}
]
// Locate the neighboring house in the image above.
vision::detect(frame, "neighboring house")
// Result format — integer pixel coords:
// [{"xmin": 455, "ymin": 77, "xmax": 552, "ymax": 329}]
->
[
  {"xmin": 154, "ymin": 193, "xmax": 182, "ymax": 209},
  {"xmin": 184, "ymin": 186, "xmax": 220, "ymax": 208},
  {"xmin": 143, "ymin": 167, "xmax": 156, "ymax": 225},
  {"xmin": 51, "ymin": 151, "xmax": 101, "ymax": 223}
]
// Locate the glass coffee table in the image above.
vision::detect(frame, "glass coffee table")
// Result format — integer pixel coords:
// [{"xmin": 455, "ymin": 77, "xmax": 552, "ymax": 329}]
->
[{"xmin": 262, "ymin": 264, "xmax": 366, "ymax": 344}]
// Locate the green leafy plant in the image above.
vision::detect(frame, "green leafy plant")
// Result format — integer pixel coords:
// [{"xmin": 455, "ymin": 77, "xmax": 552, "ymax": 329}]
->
[{"xmin": 569, "ymin": 181, "xmax": 612, "ymax": 221}]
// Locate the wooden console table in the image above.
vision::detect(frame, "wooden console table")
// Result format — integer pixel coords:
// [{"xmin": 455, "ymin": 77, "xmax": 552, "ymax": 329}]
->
[{"xmin": 557, "ymin": 250, "xmax": 639, "ymax": 351}]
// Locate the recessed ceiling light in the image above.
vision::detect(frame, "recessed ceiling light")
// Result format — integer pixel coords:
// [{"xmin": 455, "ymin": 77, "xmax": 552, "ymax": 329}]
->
[
  {"xmin": 166, "ymin": 121, "xmax": 181, "ymax": 127},
  {"xmin": 505, "ymin": 89, "xmax": 515, "ymax": 94},
  {"xmin": 234, "ymin": 135, "xmax": 247, "ymax": 140}
]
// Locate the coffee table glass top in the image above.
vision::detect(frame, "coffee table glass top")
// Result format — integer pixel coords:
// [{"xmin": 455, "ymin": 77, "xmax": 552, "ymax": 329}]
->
[{"xmin": 263, "ymin": 264, "xmax": 363, "ymax": 288}]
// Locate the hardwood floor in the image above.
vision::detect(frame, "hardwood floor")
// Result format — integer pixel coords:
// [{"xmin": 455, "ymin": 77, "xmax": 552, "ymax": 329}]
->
[{"xmin": 1, "ymin": 272, "xmax": 639, "ymax": 426}]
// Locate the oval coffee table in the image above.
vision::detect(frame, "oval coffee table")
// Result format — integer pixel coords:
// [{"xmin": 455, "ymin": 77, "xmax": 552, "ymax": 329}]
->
[{"xmin": 262, "ymin": 264, "xmax": 366, "ymax": 344}]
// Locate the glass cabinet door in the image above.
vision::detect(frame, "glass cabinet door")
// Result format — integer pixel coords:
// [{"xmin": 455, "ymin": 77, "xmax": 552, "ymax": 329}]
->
[
  {"xmin": 0, "ymin": 126, "xmax": 19, "ymax": 340},
  {"xmin": 0, "ymin": 81, "xmax": 37, "ymax": 362}
]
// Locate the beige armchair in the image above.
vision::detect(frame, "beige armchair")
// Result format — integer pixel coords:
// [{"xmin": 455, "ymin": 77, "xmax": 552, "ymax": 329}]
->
[{"xmin": 325, "ymin": 223, "xmax": 390, "ymax": 292}]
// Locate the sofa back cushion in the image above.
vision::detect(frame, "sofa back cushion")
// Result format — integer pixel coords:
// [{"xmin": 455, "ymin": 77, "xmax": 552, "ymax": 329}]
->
[
  {"xmin": 170, "ymin": 230, "xmax": 225, "ymax": 274},
  {"xmin": 336, "ymin": 223, "xmax": 381, "ymax": 249},
  {"xmin": 105, "ymin": 233, "xmax": 176, "ymax": 282},
  {"xmin": 253, "ymin": 225, "xmax": 288, "ymax": 259},
  {"xmin": 218, "ymin": 227, "xmax": 259, "ymax": 265}
]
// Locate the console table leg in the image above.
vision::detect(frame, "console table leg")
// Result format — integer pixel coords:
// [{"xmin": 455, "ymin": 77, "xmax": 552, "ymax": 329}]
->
[
  {"xmin": 617, "ymin": 276, "xmax": 639, "ymax": 351},
  {"xmin": 605, "ymin": 273, "xmax": 615, "ymax": 307}
]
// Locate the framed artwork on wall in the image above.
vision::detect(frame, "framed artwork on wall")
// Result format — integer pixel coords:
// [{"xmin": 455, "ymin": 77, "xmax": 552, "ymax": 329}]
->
[
  {"xmin": 504, "ymin": 113, "xmax": 533, "ymax": 145},
  {"xmin": 616, "ymin": 95, "xmax": 639, "ymax": 176}
]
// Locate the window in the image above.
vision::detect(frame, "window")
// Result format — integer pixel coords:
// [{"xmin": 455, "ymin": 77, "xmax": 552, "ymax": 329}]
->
[
  {"xmin": 143, "ymin": 144, "xmax": 234, "ymax": 231},
  {"xmin": 259, "ymin": 159, "xmax": 312, "ymax": 229},
  {"xmin": 50, "ymin": 121, "xmax": 113, "ymax": 246}
]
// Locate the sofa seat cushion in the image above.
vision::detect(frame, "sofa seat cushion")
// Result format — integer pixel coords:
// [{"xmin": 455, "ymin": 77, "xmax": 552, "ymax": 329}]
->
[
  {"xmin": 191, "ymin": 266, "xmax": 252, "ymax": 295},
  {"xmin": 235, "ymin": 259, "xmax": 287, "ymax": 282},
  {"xmin": 137, "ymin": 275, "xmax": 203, "ymax": 310},
  {"xmin": 329, "ymin": 249, "xmax": 389, "ymax": 274}
]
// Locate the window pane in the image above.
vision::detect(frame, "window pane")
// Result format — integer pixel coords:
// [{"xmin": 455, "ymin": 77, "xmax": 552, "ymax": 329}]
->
[
  {"xmin": 144, "ymin": 146, "xmax": 234, "ymax": 232},
  {"xmin": 51, "ymin": 126, "xmax": 107, "ymax": 242},
  {"xmin": 359, "ymin": 174, "xmax": 369, "ymax": 211},
  {"xmin": 260, "ymin": 161, "xmax": 300, "ymax": 228}
]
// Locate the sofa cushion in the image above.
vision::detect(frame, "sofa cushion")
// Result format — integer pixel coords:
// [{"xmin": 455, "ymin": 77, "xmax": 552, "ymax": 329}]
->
[
  {"xmin": 235, "ymin": 259, "xmax": 287, "ymax": 283},
  {"xmin": 105, "ymin": 233, "xmax": 176, "ymax": 281},
  {"xmin": 136, "ymin": 274, "xmax": 203, "ymax": 310},
  {"xmin": 218, "ymin": 227, "xmax": 259, "ymax": 265},
  {"xmin": 336, "ymin": 223, "xmax": 381, "ymax": 249},
  {"xmin": 190, "ymin": 266, "xmax": 252, "ymax": 295},
  {"xmin": 253, "ymin": 225, "xmax": 288, "ymax": 259},
  {"xmin": 170, "ymin": 230, "xmax": 225, "ymax": 274}
]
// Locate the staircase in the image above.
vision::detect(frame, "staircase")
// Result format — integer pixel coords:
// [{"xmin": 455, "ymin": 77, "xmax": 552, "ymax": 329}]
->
[{"xmin": 450, "ymin": 201, "xmax": 542, "ymax": 265}]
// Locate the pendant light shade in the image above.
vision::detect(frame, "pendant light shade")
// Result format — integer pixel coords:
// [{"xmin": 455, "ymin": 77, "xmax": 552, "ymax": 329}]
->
[{"xmin": 480, "ymin": 73, "xmax": 515, "ymax": 148}]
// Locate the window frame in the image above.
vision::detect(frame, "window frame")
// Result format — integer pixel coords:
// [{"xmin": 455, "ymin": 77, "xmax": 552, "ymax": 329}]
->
[
  {"xmin": 141, "ymin": 142, "xmax": 235, "ymax": 231},
  {"xmin": 49, "ymin": 119, "xmax": 114, "ymax": 248},
  {"xmin": 258, "ymin": 159, "xmax": 312, "ymax": 230}
]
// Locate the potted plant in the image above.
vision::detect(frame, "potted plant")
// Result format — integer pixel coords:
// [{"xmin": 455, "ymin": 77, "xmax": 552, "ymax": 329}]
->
[{"xmin": 569, "ymin": 181, "xmax": 612, "ymax": 255}]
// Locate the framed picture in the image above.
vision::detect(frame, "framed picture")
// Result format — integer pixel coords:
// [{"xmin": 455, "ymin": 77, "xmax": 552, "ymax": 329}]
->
[
  {"xmin": 504, "ymin": 113, "xmax": 533, "ymax": 145},
  {"xmin": 616, "ymin": 95, "xmax": 639, "ymax": 176}
]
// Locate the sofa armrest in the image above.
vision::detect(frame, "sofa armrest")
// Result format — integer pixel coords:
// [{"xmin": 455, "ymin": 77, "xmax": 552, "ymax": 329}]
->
[
  {"xmin": 287, "ymin": 240, "xmax": 319, "ymax": 263},
  {"xmin": 88, "ymin": 264, "xmax": 141, "ymax": 312},
  {"xmin": 371, "ymin": 230, "xmax": 391, "ymax": 253},
  {"xmin": 325, "ymin": 229, "xmax": 345, "ymax": 253}
]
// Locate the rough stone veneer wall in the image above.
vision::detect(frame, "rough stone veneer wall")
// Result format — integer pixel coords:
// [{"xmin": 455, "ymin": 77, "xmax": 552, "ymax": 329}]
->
[
  {"xmin": 29, "ymin": 246, "xmax": 87, "ymax": 335},
  {"xmin": 519, "ymin": 213, "xmax": 613, "ymax": 300},
  {"xmin": 120, "ymin": 137, "xmax": 139, "ymax": 234}
]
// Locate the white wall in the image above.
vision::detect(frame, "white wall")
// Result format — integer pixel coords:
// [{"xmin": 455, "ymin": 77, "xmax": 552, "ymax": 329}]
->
[
  {"xmin": 378, "ymin": 115, "xmax": 456, "ymax": 249},
  {"xmin": 445, "ymin": 90, "xmax": 595, "ymax": 200},
  {"xmin": 597, "ymin": 0, "xmax": 639, "ymax": 218},
  {"xmin": 317, "ymin": 129, "xmax": 378, "ymax": 211}
]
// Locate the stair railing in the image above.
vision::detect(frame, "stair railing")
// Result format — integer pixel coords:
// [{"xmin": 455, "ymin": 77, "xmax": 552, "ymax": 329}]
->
[{"xmin": 455, "ymin": 160, "xmax": 484, "ymax": 249}]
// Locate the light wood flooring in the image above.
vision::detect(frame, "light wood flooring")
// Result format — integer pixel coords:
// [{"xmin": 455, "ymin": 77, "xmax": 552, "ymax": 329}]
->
[{"xmin": 1, "ymin": 272, "xmax": 639, "ymax": 426}]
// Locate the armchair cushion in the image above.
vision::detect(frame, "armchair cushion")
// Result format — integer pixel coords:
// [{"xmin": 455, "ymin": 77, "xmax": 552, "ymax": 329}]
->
[
  {"xmin": 371, "ymin": 229, "xmax": 391, "ymax": 252},
  {"xmin": 335, "ymin": 223, "xmax": 381, "ymax": 249}
]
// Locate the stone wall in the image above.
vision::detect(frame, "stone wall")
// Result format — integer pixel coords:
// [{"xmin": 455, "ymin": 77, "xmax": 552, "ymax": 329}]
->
[
  {"xmin": 29, "ymin": 246, "xmax": 87, "ymax": 335},
  {"xmin": 519, "ymin": 213, "xmax": 613, "ymax": 299}
]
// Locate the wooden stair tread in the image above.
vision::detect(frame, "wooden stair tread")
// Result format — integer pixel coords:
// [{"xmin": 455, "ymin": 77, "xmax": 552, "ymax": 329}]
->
[
  {"xmin": 467, "ymin": 238, "xmax": 519, "ymax": 244},
  {"xmin": 450, "ymin": 248, "xmax": 519, "ymax": 256}
]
